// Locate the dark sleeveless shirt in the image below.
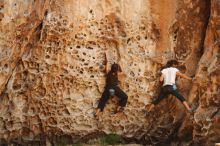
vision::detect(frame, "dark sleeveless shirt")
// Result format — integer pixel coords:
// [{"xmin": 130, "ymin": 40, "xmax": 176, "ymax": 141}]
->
[{"xmin": 106, "ymin": 72, "xmax": 118, "ymax": 88}]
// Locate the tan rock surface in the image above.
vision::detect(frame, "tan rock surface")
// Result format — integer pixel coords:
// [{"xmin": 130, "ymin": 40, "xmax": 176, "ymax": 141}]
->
[{"xmin": 0, "ymin": 0, "xmax": 219, "ymax": 145}]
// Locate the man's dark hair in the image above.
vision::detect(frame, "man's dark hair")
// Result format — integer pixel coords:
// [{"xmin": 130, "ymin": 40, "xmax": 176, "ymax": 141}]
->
[{"xmin": 167, "ymin": 59, "xmax": 178, "ymax": 67}]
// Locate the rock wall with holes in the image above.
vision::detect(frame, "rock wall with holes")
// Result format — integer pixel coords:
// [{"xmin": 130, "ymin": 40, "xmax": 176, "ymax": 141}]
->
[
  {"xmin": 0, "ymin": 0, "xmax": 219, "ymax": 145},
  {"xmin": 178, "ymin": 0, "xmax": 220, "ymax": 145}
]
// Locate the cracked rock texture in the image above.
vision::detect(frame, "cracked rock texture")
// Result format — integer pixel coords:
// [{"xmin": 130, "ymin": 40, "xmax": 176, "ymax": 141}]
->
[{"xmin": 0, "ymin": 0, "xmax": 219, "ymax": 145}]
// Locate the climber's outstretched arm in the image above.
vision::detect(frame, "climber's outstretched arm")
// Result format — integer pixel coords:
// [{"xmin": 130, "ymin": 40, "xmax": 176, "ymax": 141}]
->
[
  {"xmin": 118, "ymin": 64, "xmax": 125, "ymax": 76},
  {"xmin": 105, "ymin": 62, "xmax": 110, "ymax": 73},
  {"xmin": 176, "ymin": 71, "xmax": 192, "ymax": 81},
  {"xmin": 104, "ymin": 51, "xmax": 111, "ymax": 73}
]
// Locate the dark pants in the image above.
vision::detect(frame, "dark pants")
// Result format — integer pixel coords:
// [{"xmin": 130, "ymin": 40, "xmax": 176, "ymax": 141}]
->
[
  {"xmin": 152, "ymin": 85, "xmax": 186, "ymax": 105},
  {"xmin": 98, "ymin": 86, "xmax": 128, "ymax": 111}
]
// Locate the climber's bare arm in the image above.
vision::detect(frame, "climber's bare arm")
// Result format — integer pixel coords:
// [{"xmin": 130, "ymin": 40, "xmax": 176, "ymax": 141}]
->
[
  {"xmin": 176, "ymin": 71, "xmax": 192, "ymax": 81},
  {"xmin": 118, "ymin": 65, "xmax": 126, "ymax": 76},
  {"xmin": 118, "ymin": 71, "xmax": 125, "ymax": 76},
  {"xmin": 160, "ymin": 74, "xmax": 164, "ymax": 82},
  {"xmin": 105, "ymin": 63, "xmax": 110, "ymax": 73},
  {"xmin": 104, "ymin": 50, "xmax": 111, "ymax": 73}
]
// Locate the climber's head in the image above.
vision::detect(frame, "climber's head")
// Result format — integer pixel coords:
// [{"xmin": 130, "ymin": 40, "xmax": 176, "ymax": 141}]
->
[
  {"xmin": 166, "ymin": 59, "xmax": 178, "ymax": 68},
  {"xmin": 111, "ymin": 63, "xmax": 121, "ymax": 73}
]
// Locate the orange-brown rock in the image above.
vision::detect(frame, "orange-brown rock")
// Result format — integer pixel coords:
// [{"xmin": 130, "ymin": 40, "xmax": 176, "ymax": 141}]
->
[{"xmin": 0, "ymin": 0, "xmax": 219, "ymax": 145}]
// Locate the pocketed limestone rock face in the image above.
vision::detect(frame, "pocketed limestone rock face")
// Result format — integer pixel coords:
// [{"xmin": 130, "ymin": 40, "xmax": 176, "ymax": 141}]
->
[
  {"xmin": 178, "ymin": 0, "xmax": 220, "ymax": 145},
  {"xmin": 0, "ymin": 0, "xmax": 219, "ymax": 145}
]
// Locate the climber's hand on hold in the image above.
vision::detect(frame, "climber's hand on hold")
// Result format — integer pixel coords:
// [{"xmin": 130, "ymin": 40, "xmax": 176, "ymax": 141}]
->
[{"xmin": 192, "ymin": 77, "xmax": 199, "ymax": 84}]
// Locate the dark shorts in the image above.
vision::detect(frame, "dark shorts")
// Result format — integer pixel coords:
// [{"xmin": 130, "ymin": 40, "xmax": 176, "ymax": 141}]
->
[
  {"xmin": 152, "ymin": 85, "xmax": 186, "ymax": 105},
  {"xmin": 97, "ymin": 86, "xmax": 128, "ymax": 111}
]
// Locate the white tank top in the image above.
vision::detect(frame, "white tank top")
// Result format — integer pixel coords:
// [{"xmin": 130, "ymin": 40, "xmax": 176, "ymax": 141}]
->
[{"xmin": 161, "ymin": 67, "xmax": 179, "ymax": 86}]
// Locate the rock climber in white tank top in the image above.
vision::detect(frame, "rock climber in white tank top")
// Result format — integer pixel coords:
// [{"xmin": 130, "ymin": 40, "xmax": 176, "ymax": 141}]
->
[
  {"xmin": 161, "ymin": 67, "xmax": 179, "ymax": 86},
  {"xmin": 146, "ymin": 60, "xmax": 194, "ymax": 113}
]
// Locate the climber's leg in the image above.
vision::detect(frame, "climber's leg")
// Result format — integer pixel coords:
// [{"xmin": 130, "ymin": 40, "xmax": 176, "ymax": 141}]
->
[
  {"xmin": 95, "ymin": 88, "xmax": 110, "ymax": 116},
  {"xmin": 147, "ymin": 86, "xmax": 169, "ymax": 112},
  {"xmin": 115, "ymin": 86, "xmax": 128, "ymax": 112},
  {"xmin": 170, "ymin": 89, "xmax": 192, "ymax": 112}
]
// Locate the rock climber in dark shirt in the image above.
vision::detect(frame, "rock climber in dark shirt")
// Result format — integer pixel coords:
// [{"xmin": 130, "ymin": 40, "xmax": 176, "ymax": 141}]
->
[{"xmin": 95, "ymin": 63, "xmax": 128, "ymax": 116}]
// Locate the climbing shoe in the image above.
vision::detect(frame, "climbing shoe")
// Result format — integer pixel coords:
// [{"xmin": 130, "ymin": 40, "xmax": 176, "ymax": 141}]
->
[
  {"xmin": 188, "ymin": 108, "xmax": 195, "ymax": 114},
  {"xmin": 115, "ymin": 107, "xmax": 124, "ymax": 113}
]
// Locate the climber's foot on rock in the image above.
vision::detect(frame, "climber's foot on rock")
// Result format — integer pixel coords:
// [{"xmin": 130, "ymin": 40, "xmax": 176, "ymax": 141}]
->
[
  {"xmin": 145, "ymin": 104, "xmax": 155, "ymax": 112},
  {"xmin": 115, "ymin": 106, "xmax": 124, "ymax": 114},
  {"xmin": 188, "ymin": 107, "xmax": 196, "ymax": 114},
  {"xmin": 141, "ymin": 109, "xmax": 150, "ymax": 116},
  {"xmin": 94, "ymin": 108, "xmax": 102, "ymax": 119}
]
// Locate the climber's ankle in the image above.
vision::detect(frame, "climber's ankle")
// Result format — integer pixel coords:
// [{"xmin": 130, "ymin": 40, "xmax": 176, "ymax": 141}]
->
[
  {"xmin": 95, "ymin": 108, "xmax": 102, "ymax": 116},
  {"xmin": 116, "ymin": 106, "xmax": 124, "ymax": 112},
  {"xmin": 145, "ymin": 104, "xmax": 155, "ymax": 112}
]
